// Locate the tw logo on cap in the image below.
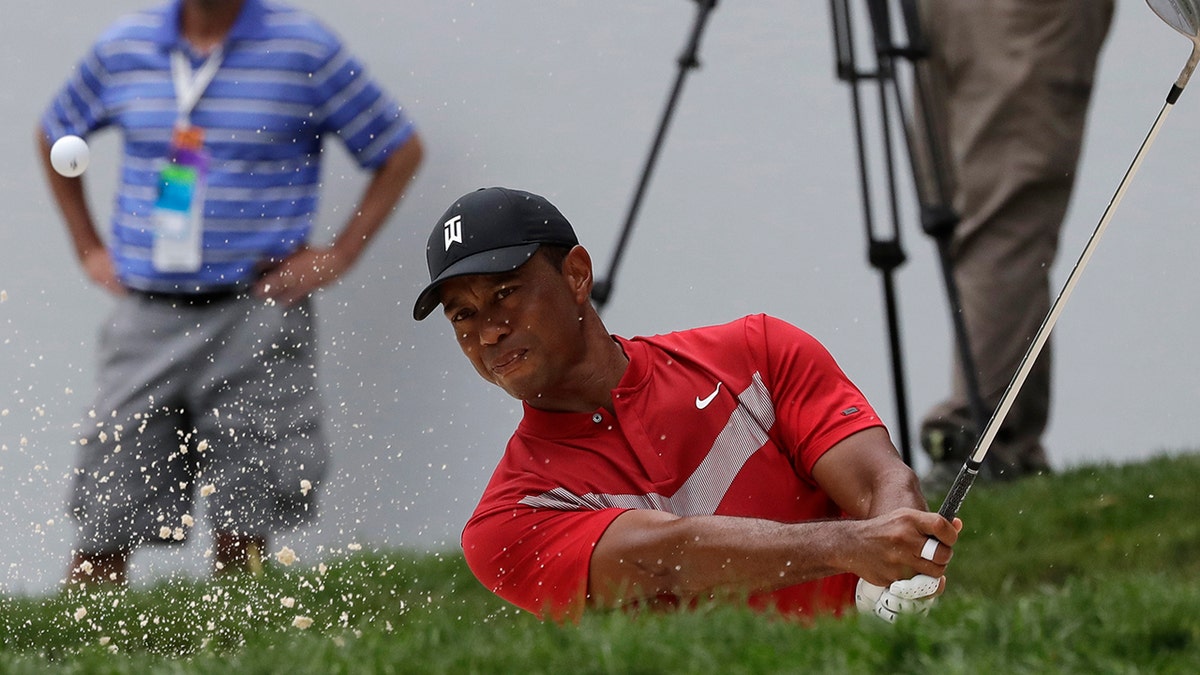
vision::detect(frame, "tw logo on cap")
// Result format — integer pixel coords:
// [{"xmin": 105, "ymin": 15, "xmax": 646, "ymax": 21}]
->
[{"xmin": 443, "ymin": 215, "xmax": 463, "ymax": 251}]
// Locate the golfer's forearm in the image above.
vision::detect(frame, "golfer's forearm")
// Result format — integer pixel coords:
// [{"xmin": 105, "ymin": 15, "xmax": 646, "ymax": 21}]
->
[
  {"xmin": 810, "ymin": 427, "xmax": 928, "ymax": 519},
  {"xmin": 859, "ymin": 470, "xmax": 927, "ymax": 518},
  {"xmin": 589, "ymin": 511, "xmax": 860, "ymax": 605}
]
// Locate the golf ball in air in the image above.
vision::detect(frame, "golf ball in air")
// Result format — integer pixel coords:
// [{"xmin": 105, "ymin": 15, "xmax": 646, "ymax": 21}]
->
[{"xmin": 50, "ymin": 135, "xmax": 90, "ymax": 177}]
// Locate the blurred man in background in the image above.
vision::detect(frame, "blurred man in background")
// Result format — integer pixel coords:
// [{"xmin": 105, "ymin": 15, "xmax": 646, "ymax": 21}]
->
[{"xmin": 38, "ymin": 0, "xmax": 423, "ymax": 586}]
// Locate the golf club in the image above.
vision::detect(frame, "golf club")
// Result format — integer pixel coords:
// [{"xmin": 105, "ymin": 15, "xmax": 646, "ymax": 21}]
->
[{"xmin": 932, "ymin": 0, "xmax": 1200, "ymax": 526}]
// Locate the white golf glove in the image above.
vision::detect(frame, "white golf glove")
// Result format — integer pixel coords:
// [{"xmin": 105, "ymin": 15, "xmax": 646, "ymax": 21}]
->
[{"xmin": 855, "ymin": 574, "xmax": 940, "ymax": 623}]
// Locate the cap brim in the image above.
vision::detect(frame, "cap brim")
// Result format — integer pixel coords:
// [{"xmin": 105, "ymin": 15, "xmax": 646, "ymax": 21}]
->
[{"xmin": 412, "ymin": 243, "xmax": 542, "ymax": 320}]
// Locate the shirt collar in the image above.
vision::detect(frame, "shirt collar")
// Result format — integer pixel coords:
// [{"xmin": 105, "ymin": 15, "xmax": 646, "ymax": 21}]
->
[
  {"xmin": 613, "ymin": 336, "xmax": 651, "ymax": 393},
  {"xmin": 152, "ymin": 0, "xmax": 267, "ymax": 50},
  {"xmin": 515, "ymin": 335, "xmax": 651, "ymax": 437}
]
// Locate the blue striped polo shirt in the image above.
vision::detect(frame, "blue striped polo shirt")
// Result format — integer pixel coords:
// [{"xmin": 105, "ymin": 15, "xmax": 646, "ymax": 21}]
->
[{"xmin": 40, "ymin": 0, "xmax": 416, "ymax": 292}]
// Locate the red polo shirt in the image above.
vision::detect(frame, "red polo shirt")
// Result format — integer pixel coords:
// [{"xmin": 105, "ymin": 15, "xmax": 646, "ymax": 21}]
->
[{"xmin": 462, "ymin": 314, "xmax": 884, "ymax": 620}]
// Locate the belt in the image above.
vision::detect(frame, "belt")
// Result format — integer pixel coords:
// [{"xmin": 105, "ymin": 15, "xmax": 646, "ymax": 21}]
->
[{"xmin": 127, "ymin": 286, "xmax": 248, "ymax": 304}]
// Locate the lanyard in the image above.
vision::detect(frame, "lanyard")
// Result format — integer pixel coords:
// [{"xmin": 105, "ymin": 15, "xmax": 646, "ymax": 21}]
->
[{"xmin": 170, "ymin": 47, "xmax": 224, "ymax": 125}]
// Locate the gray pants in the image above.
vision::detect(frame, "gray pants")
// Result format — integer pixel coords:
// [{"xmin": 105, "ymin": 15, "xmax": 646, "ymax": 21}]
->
[
  {"xmin": 70, "ymin": 293, "xmax": 328, "ymax": 553},
  {"xmin": 916, "ymin": 0, "xmax": 1114, "ymax": 472}
]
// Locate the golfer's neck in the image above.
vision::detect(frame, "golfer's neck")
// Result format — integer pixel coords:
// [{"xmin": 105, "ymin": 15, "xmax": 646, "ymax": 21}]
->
[
  {"xmin": 180, "ymin": 0, "xmax": 245, "ymax": 52},
  {"xmin": 522, "ymin": 336, "xmax": 629, "ymax": 415}
]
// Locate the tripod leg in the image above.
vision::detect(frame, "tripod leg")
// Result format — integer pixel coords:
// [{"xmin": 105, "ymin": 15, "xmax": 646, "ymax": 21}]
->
[
  {"xmin": 932, "ymin": 236, "xmax": 990, "ymax": 442},
  {"xmin": 880, "ymin": 267, "xmax": 914, "ymax": 465},
  {"xmin": 592, "ymin": 0, "xmax": 719, "ymax": 309},
  {"xmin": 887, "ymin": 1, "xmax": 991, "ymax": 449},
  {"xmin": 831, "ymin": 0, "xmax": 916, "ymax": 465}
]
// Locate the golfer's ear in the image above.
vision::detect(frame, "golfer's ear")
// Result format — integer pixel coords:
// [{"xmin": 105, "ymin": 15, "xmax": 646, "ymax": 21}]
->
[{"xmin": 563, "ymin": 245, "xmax": 594, "ymax": 303}]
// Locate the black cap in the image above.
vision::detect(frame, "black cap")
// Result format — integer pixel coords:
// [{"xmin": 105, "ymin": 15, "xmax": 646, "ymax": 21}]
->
[{"xmin": 412, "ymin": 187, "xmax": 579, "ymax": 320}]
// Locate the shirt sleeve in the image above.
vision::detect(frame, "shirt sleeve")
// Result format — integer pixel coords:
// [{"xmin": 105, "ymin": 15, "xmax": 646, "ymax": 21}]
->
[
  {"xmin": 309, "ymin": 43, "xmax": 415, "ymax": 169},
  {"xmin": 41, "ymin": 44, "xmax": 112, "ymax": 141},
  {"xmin": 462, "ymin": 500, "xmax": 626, "ymax": 621},
  {"xmin": 748, "ymin": 314, "xmax": 885, "ymax": 475}
]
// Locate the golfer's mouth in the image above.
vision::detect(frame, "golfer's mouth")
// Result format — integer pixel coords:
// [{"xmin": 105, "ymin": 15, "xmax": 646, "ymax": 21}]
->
[{"xmin": 490, "ymin": 349, "xmax": 527, "ymax": 376}]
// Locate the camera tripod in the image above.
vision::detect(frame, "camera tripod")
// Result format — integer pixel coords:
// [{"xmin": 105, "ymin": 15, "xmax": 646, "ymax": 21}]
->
[
  {"xmin": 829, "ymin": 0, "xmax": 989, "ymax": 464},
  {"xmin": 590, "ymin": 0, "xmax": 989, "ymax": 465}
]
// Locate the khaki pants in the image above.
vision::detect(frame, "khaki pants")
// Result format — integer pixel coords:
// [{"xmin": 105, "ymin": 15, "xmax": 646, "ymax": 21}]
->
[{"xmin": 915, "ymin": 0, "xmax": 1114, "ymax": 473}]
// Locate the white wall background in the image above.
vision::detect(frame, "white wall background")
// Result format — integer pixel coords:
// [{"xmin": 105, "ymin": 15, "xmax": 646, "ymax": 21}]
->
[{"xmin": 0, "ymin": 0, "xmax": 1195, "ymax": 595}]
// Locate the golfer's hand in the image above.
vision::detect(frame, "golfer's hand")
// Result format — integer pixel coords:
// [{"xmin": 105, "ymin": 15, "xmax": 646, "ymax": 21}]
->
[{"xmin": 855, "ymin": 574, "xmax": 942, "ymax": 623}]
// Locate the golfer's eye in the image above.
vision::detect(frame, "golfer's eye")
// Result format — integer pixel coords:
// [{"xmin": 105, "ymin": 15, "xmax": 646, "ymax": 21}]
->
[
  {"xmin": 496, "ymin": 286, "xmax": 516, "ymax": 301},
  {"xmin": 448, "ymin": 307, "xmax": 473, "ymax": 323}
]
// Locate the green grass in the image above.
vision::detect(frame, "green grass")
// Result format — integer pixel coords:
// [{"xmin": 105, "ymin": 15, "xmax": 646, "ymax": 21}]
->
[{"xmin": 2, "ymin": 453, "xmax": 1198, "ymax": 673}]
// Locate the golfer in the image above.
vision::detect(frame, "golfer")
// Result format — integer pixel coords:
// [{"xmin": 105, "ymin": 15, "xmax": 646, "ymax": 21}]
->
[{"xmin": 413, "ymin": 187, "xmax": 960, "ymax": 621}]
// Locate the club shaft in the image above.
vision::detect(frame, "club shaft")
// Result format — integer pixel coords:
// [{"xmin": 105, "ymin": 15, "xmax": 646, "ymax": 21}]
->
[{"xmin": 938, "ymin": 95, "xmax": 1176, "ymax": 520}]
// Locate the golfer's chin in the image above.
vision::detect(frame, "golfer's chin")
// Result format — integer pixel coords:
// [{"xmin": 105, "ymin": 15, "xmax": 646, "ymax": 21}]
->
[
  {"xmin": 488, "ymin": 358, "xmax": 560, "ymax": 404},
  {"xmin": 489, "ymin": 369, "xmax": 534, "ymax": 402},
  {"xmin": 495, "ymin": 374, "xmax": 561, "ymax": 407}
]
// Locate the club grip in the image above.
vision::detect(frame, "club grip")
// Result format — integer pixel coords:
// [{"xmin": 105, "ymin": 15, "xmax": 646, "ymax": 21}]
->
[{"xmin": 936, "ymin": 462, "xmax": 980, "ymax": 520}]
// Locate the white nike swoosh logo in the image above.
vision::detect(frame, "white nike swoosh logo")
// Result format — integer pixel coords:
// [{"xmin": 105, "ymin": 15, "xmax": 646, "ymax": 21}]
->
[{"xmin": 695, "ymin": 382, "xmax": 722, "ymax": 409}]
